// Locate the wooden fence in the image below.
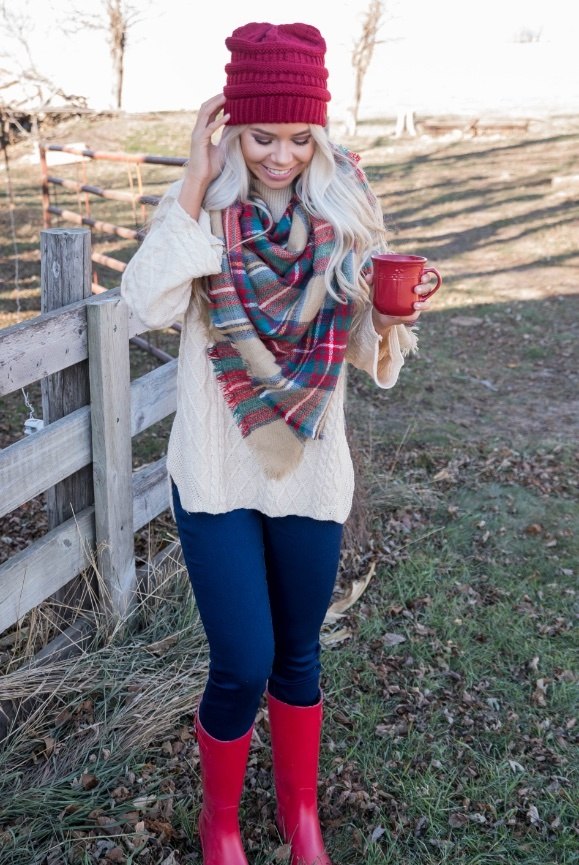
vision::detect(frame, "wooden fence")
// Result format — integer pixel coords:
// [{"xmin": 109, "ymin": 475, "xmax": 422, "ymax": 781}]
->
[
  {"xmin": 39, "ymin": 141, "xmax": 188, "ymax": 364},
  {"xmin": 0, "ymin": 227, "xmax": 178, "ymax": 637}
]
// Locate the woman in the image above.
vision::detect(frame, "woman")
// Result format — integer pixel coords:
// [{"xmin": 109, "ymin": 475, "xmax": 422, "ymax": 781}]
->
[{"xmin": 121, "ymin": 21, "xmax": 435, "ymax": 865}]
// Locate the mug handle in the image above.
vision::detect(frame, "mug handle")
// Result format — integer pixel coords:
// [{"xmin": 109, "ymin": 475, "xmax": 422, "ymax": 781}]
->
[{"xmin": 420, "ymin": 267, "xmax": 442, "ymax": 300}]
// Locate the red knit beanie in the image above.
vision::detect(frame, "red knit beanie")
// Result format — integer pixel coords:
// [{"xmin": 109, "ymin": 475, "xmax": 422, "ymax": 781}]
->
[{"xmin": 223, "ymin": 22, "xmax": 331, "ymax": 126}]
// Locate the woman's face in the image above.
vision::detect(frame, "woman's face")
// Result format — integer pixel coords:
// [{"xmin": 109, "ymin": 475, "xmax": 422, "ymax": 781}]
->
[{"xmin": 240, "ymin": 124, "xmax": 315, "ymax": 188}]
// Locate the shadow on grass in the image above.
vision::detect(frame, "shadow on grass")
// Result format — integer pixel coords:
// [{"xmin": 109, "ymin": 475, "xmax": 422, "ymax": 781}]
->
[{"xmin": 348, "ymin": 292, "xmax": 579, "ymax": 453}]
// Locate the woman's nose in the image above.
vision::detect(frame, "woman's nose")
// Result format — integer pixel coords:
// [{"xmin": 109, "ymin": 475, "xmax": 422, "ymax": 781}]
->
[{"xmin": 271, "ymin": 143, "xmax": 292, "ymax": 165}]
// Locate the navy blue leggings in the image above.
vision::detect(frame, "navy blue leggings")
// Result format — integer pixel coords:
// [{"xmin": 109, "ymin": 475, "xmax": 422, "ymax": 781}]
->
[{"xmin": 172, "ymin": 483, "xmax": 342, "ymax": 740}]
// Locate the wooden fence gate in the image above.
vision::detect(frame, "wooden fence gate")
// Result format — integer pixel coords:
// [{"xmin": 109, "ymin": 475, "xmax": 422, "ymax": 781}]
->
[{"xmin": 0, "ymin": 227, "xmax": 178, "ymax": 640}]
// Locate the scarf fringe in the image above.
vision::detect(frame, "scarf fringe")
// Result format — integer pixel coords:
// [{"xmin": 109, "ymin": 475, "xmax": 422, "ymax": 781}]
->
[{"xmin": 207, "ymin": 343, "xmax": 270, "ymax": 438}]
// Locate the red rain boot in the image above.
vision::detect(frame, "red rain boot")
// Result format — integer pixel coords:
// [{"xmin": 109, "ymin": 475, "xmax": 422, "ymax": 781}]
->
[
  {"xmin": 196, "ymin": 715, "xmax": 252, "ymax": 865},
  {"xmin": 267, "ymin": 692, "xmax": 332, "ymax": 865}
]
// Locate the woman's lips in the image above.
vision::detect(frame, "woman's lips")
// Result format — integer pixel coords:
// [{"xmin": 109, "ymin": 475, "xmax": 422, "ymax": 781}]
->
[{"xmin": 262, "ymin": 166, "xmax": 294, "ymax": 178}]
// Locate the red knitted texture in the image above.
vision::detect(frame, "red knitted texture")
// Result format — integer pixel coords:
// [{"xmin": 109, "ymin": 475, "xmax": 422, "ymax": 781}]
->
[{"xmin": 223, "ymin": 22, "xmax": 331, "ymax": 125}]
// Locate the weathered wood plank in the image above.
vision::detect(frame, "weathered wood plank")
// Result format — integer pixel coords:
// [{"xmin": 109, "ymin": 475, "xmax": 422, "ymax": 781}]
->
[
  {"xmin": 0, "ymin": 406, "xmax": 91, "ymax": 519},
  {"xmin": 0, "ymin": 287, "xmax": 148, "ymax": 397},
  {"xmin": 41, "ymin": 229, "xmax": 94, "ymax": 532},
  {"xmin": 0, "ymin": 456, "xmax": 172, "ymax": 636},
  {"xmin": 0, "ymin": 509, "xmax": 95, "ymax": 635},
  {"xmin": 130, "ymin": 358, "xmax": 177, "ymax": 436},
  {"xmin": 132, "ymin": 456, "xmax": 170, "ymax": 531},
  {"xmin": 88, "ymin": 295, "xmax": 136, "ymax": 618},
  {"xmin": 0, "ymin": 360, "xmax": 177, "ymax": 519}
]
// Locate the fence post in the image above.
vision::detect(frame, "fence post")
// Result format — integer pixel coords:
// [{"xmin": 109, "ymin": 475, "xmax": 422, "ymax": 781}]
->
[
  {"xmin": 87, "ymin": 294, "xmax": 136, "ymax": 619},
  {"xmin": 39, "ymin": 143, "xmax": 51, "ymax": 229},
  {"xmin": 40, "ymin": 228, "xmax": 94, "ymax": 618}
]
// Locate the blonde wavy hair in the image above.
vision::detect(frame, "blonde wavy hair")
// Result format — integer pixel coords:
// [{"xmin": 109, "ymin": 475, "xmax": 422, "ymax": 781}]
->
[{"xmin": 202, "ymin": 125, "xmax": 388, "ymax": 306}]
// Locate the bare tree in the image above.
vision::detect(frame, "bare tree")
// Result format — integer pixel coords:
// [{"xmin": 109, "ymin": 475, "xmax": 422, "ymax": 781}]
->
[
  {"xmin": 108, "ymin": 0, "xmax": 135, "ymax": 110},
  {"xmin": 66, "ymin": 0, "xmax": 149, "ymax": 110},
  {"xmin": 1, "ymin": 1, "xmax": 85, "ymax": 110},
  {"xmin": 349, "ymin": 0, "xmax": 385, "ymax": 134},
  {"xmin": 1, "ymin": 0, "xmax": 87, "ymax": 127}
]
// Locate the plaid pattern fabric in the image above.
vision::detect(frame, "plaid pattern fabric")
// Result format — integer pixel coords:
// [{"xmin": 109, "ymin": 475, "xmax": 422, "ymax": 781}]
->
[{"xmin": 207, "ymin": 195, "xmax": 355, "ymax": 444}]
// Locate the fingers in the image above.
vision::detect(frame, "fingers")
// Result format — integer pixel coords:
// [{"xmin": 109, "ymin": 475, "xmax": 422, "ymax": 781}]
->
[
  {"xmin": 413, "ymin": 276, "xmax": 434, "ymax": 310},
  {"xmin": 413, "ymin": 278, "xmax": 435, "ymax": 300},
  {"xmin": 372, "ymin": 308, "xmax": 421, "ymax": 331},
  {"xmin": 194, "ymin": 94, "xmax": 229, "ymax": 134},
  {"xmin": 200, "ymin": 93, "xmax": 227, "ymax": 113},
  {"xmin": 415, "ymin": 274, "xmax": 434, "ymax": 290}
]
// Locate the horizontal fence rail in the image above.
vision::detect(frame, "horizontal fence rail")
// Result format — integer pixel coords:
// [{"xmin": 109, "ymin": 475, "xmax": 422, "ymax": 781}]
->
[
  {"xmin": 0, "ymin": 286, "xmax": 145, "ymax": 396},
  {"xmin": 0, "ymin": 457, "xmax": 171, "ymax": 634},
  {"xmin": 43, "ymin": 143, "xmax": 188, "ymax": 166},
  {"xmin": 46, "ymin": 205, "xmax": 141, "ymax": 240},
  {"xmin": 38, "ymin": 141, "xmax": 183, "ymax": 351},
  {"xmin": 0, "ymin": 358, "xmax": 178, "ymax": 519},
  {"xmin": 48, "ymin": 174, "xmax": 161, "ymax": 207}
]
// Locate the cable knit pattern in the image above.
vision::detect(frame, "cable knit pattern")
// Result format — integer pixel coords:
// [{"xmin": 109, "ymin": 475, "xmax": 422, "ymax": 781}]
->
[{"xmin": 120, "ymin": 180, "xmax": 416, "ymax": 523}]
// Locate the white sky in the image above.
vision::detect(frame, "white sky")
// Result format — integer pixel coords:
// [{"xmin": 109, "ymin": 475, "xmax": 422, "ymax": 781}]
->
[{"xmin": 4, "ymin": 0, "xmax": 579, "ymax": 117}]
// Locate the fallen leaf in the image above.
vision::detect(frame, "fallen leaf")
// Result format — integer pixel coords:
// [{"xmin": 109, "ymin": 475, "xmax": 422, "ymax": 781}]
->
[
  {"xmin": 41, "ymin": 736, "xmax": 56, "ymax": 758},
  {"xmin": 81, "ymin": 773, "xmax": 98, "ymax": 791},
  {"xmin": 133, "ymin": 795, "xmax": 157, "ymax": 809},
  {"xmin": 143, "ymin": 634, "xmax": 179, "ymax": 656},
  {"xmin": 433, "ymin": 468, "xmax": 454, "ymax": 482},
  {"xmin": 58, "ymin": 804, "xmax": 79, "ymax": 820},
  {"xmin": 384, "ymin": 633, "xmax": 406, "ymax": 646},
  {"xmin": 414, "ymin": 623, "xmax": 433, "ymax": 636},
  {"xmin": 325, "ymin": 562, "xmax": 376, "ymax": 622},
  {"xmin": 371, "ymin": 825, "xmax": 386, "ymax": 842},
  {"xmin": 449, "ymin": 812, "xmax": 468, "ymax": 828},
  {"xmin": 414, "ymin": 815, "xmax": 429, "ymax": 835},
  {"xmin": 531, "ymin": 678, "xmax": 548, "ymax": 707},
  {"xmin": 321, "ymin": 627, "xmax": 352, "ymax": 646},
  {"xmin": 467, "ymin": 812, "xmax": 487, "ymax": 824}
]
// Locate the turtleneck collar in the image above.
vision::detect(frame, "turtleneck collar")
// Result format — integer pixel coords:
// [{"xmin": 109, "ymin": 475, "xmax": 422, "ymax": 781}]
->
[{"xmin": 250, "ymin": 178, "xmax": 294, "ymax": 223}]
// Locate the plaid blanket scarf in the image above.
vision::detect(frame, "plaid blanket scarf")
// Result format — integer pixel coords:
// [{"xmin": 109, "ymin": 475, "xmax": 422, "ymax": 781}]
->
[{"xmin": 207, "ymin": 195, "xmax": 355, "ymax": 479}]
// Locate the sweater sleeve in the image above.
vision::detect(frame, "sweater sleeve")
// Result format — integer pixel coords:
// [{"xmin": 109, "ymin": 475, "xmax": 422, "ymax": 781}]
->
[
  {"xmin": 120, "ymin": 180, "xmax": 223, "ymax": 330},
  {"xmin": 346, "ymin": 305, "xmax": 418, "ymax": 388}
]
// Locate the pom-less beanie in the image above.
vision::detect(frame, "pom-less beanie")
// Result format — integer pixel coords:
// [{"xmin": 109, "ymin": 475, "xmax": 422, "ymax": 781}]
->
[{"xmin": 223, "ymin": 22, "xmax": 331, "ymax": 125}]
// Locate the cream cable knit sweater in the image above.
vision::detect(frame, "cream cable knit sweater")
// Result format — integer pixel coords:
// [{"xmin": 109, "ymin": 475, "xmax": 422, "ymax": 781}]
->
[{"xmin": 120, "ymin": 180, "xmax": 416, "ymax": 523}]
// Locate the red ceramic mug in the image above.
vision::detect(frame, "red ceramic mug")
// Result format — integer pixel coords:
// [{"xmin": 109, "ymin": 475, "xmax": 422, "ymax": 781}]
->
[{"xmin": 371, "ymin": 254, "xmax": 442, "ymax": 316}]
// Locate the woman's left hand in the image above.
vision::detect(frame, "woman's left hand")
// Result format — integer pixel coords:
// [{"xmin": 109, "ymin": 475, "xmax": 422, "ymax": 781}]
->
[{"xmin": 369, "ymin": 272, "xmax": 436, "ymax": 335}]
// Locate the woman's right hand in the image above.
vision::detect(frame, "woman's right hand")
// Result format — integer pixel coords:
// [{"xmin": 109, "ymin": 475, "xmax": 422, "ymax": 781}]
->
[{"xmin": 184, "ymin": 93, "xmax": 230, "ymax": 189}]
